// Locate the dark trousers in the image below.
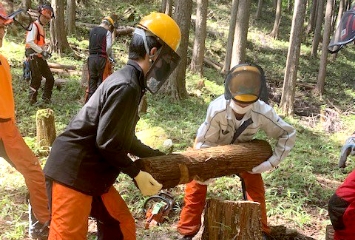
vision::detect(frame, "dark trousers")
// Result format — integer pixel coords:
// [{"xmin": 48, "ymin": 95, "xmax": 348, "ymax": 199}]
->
[
  {"xmin": 86, "ymin": 55, "xmax": 107, "ymax": 102},
  {"xmin": 27, "ymin": 54, "xmax": 54, "ymax": 101}
]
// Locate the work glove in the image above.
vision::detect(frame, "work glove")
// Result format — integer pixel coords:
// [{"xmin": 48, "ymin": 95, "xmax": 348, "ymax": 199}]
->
[
  {"xmin": 339, "ymin": 136, "xmax": 355, "ymax": 168},
  {"xmin": 251, "ymin": 160, "xmax": 273, "ymax": 174},
  {"xmin": 41, "ymin": 51, "xmax": 51, "ymax": 60},
  {"xmin": 134, "ymin": 171, "xmax": 162, "ymax": 196}
]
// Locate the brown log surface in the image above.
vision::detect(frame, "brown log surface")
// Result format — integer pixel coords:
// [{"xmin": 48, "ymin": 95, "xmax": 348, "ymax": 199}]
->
[
  {"xmin": 201, "ymin": 199, "xmax": 262, "ymax": 240},
  {"xmin": 135, "ymin": 139, "xmax": 273, "ymax": 189}
]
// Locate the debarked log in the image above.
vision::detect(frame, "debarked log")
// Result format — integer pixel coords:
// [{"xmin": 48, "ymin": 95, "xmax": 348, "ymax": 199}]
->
[{"xmin": 135, "ymin": 139, "xmax": 273, "ymax": 189}]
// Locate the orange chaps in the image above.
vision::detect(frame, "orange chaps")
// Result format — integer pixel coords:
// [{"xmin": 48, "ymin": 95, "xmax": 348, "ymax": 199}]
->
[
  {"xmin": 178, "ymin": 172, "xmax": 270, "ymax": 236},
  {"xmin": 48, "ymin": 182, "xmax": 136, "ymax": 240},
  {"xmin": 0, "ymin": 119, "xmax": 50, "ymax": 224}
]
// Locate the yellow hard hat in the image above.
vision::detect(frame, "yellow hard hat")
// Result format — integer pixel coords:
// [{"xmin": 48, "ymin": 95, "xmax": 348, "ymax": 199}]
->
[
  {"xmin": 137, "ymin": 12, "xmax": 181, "ymax": 51},
  {"xmin": 103, "ymin": 16, "xmax": 114, "ymax": 26}
]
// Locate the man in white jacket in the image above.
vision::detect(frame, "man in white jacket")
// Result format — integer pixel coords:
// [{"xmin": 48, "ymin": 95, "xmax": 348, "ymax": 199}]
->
[{"xmin": 178, "ymin": 63, "xmax": 296, "ymax": 240}]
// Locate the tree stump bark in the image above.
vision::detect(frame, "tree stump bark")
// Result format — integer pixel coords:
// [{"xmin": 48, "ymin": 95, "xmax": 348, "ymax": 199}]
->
[
  {"xmin": 36, "ymin": 109, "xmax": 56, "ymax": 149},
  {"xmin": 135, "ymin": 139, "xmax": 272, "ymax": 189},
  {"xmin": 200, "ymin": 199, "xmax": 262, "ymax": 240},
  {"xmin": 325, "ymin": 225, "xmax": 335, "ymax": 240}
]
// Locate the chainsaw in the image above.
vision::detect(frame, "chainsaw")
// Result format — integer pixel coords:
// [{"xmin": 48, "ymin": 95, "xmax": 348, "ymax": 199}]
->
[{"xmin": 142, "ymin": 191, "xmax": 175, "ymax": 229}]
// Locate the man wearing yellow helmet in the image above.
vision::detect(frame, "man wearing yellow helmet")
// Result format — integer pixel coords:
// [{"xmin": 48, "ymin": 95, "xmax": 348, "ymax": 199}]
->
[
  {"xmin": 178, "ymin": 63, "xmax": 296, "ymax": 240},
  {"xmin": 0, "ymin": 3, "xmax": 50, "ymax": 239},
  {"xmin": 85, "ymin": 16, "xmax": 116, "ymax": 102},
  {"xmin": 44, "ymin": 12, "xmax": 181, "ymax": 239}
]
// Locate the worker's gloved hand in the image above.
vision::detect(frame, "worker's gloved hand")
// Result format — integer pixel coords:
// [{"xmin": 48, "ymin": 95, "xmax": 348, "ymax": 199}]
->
[
  {"xmin": 41, "ymin": 51, "xmax": 51, "ymax": 60},
  {"xmin": 251, "ymin": 160, "xmax": 273, "ymax": 174},
  {"xmin": 339, "ymin": 136, "xmax": 355, "ymax": 168},
  {"xmin": 134, "ymin": 171, "xmax": 162, "ymax": 196}
]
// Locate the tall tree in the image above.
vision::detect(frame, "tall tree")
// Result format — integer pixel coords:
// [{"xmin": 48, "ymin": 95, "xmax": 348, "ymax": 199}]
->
[
  {"xmin": 162, "ymin": 0, "xmax": 192, "ymax": 100},
  {"xmin": 161, "ymin": 0, "xmax": 173, "ymax": 15},
  {"xmin": 255, "ymin": 0, "xmax": 263, "ymax": 20},
  {"xmin": 190, "ymin": 0, "xmax": 208, "ymax": 76},
  {"xmin": 280, "ymin": 0, "xmax": 306, "ymax": 116},
  {"xmin": 66, "ymin": 0, "xmax": 76, "ymax": 35},
  {"xmin": 50, "ymin": 0, "xmax": 71, "ymax": 56},
  {"xmin": 311, "ymin": 0, "xmax": 325, "ymax": 57},
  {"xmin": 231, "ymin": 0, "xmax": 251, "ymax": 67},
  {"xmin": 305, "ymin": 0, "xmax": 317, "ymax": 35},
  {"xmin": 316, "ymin": 0, "xmax": 334, "ymax": 95},
  {"xmin": 269, "ymin": 0, "xmax": 282, "ymax": 39},
  {"xmin": 222, "ymin": 0, "xmax": 238, "ymax": 73}
]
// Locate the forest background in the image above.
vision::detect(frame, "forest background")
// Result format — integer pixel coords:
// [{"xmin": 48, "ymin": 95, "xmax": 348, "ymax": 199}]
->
[{"xmin": 1, "ymin": 0, "xmax": 355, "ymax": 239}]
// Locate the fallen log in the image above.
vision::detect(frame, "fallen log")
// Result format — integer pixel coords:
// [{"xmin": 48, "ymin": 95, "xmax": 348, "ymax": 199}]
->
[
  {"xmin": 48, "ymin": 62, "xmax": 76, "ymax": 70},
  {"xmin": 135, "ymin": 139, "xmax": 273, "ymax": 189}
]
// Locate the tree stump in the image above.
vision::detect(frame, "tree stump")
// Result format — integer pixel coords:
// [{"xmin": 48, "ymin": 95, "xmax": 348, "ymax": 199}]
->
[
  {"xmin": 200, "ymin": 199, "xmax": 262, "ymax": 240},
  {"xmin": 36, "ymin": 109, "xmax": 56, "ymax": 149},
  {"xmin": 135, "ymin": 139, "xmax": 273, "ymax": 189},
  {"xmin": 325, "ymin": 225, "xmax": 335, "ymax": 240}
]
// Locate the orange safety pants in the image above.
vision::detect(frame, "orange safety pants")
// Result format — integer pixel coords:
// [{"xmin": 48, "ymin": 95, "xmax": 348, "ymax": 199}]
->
[
  {"xmin": 0, "ymin": 119, "xmax": 50, "ymax": 224},
  {"xmin": 178, "ymin": 172, "xmax": 270, "ymax": 236},
  {"xmin": 48, "ymin": 181, "xmax": 136, "ymax": 240}
]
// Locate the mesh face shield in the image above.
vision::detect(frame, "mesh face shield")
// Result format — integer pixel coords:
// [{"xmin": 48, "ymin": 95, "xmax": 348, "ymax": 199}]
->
[
  {"xmin": 134, "ymin": 28, "xmax": 181, "ymax": 94},
  {"xmin": 328, "ymin": 9, "xmax": 355, "ymax": 53},
  {"xmin": 224, "ymin": 65, "xmax": 262, "ymax": 104}
]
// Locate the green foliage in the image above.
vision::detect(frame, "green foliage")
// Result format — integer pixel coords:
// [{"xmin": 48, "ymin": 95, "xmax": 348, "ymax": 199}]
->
[{"xmin": 1, "ymin": 0, "xmax": 355, "ymax": 239}]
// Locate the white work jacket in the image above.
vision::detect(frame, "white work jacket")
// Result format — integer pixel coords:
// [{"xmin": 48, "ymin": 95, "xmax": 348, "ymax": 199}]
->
[{"xmin": 195, "ymin": 95, "xmax": 296, "ymax": 167}]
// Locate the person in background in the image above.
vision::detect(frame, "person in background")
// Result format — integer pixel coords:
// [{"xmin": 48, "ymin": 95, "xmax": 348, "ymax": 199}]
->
[
  {"xmin": 25, "ymin": 3, "xmax": 55, "ymax": 105},
  {"xmin": 44, "ymin": 12, "xmax": 181, "ymax": 239},
  {"xmin": 177, "ymin": 63, "xmax": 296, "ymax": 240},
  {"xmin": 0, "ymin": 4, "xmax": 50, "ymax": 239},
  {"xmin": 328, "ymin": 132, "xmax": 355, "ymax": 240},
  {"xmin": 85, "ymin": 16, "xmax": 115, "ymax": 102}
]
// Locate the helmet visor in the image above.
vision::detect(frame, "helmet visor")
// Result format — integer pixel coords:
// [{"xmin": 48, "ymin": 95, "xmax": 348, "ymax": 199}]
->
[
  {"xmin": 146, "ymin": 43, "xmax": 180, "ymax": 94},
  {"xmin": 328, "ymin": 9, "xmax": 355, "ymax": 53},
  {"xmin": 227, "ymin": 69, "xmax": 261, "ymax": 104}
]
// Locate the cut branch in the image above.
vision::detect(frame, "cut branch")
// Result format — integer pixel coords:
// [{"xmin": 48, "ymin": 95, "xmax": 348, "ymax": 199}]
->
[{"xmin": 135, "ymin": 139, "xmax": 273, "ymax": 189}]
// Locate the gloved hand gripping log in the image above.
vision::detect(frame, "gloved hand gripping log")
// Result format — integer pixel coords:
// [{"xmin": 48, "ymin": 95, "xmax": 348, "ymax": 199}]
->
[{"xmin": 135, "ymin": 139, "xmax": 273, "ymax": 189}]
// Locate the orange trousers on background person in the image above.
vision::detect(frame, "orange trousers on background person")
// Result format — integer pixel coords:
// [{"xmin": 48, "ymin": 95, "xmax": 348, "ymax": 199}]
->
[
  {"xmin": 177, "ymin": 172, "xmax": 270, "ymax": 236},
  {"xmin": 48, "ymin": 181, "xmax": 136, "ymax": 240},
  {"xmin": 0, "ymin": 119, "xmax": 50, "ymax": 224}
]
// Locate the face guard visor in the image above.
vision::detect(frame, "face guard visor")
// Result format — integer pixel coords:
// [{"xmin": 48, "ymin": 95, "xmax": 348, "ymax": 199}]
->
[
  {"xmin": 224, "ymin": 65, "xmax": 262, "ymax": 104},
  {"xmin": 134, "ymin": 28, "xmax": 181, "ymax": 94},
  {"xmin": 328, "ymin": 8, "xmax": 355, "ymax": 53}
]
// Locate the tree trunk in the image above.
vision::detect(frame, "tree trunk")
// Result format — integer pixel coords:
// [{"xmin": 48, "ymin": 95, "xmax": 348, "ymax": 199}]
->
[
  {"xmin": 269, "ymin": 0, "xmax": 282, "ymax": 39},
  {"xmin": 161, "ymin": 0, "xmax": 192, "ymax": 100},
  {"xmin": 311, "ymin": 0, "xmax": 325, "ymax": 57},
  {"xmin": 255, "ymin": 0, "xmax": 263, "ymax": 20},
  {"xmin": 36, "ymin": 109, "xmax": 56, "ymax": 149},
  {"xmin": 161, "ymin": 0, "xmax": 173, "ymax": 15},
  {"xmin": 135, "ymin": 139, "xmax": 272, "ymax": 189},
  {"xmin": 325, "ymin": 225, "xmax": 335, "ymax": 240},
  {"xmin": 51, "ymin": 0, "xmax": 72, "ymax": 56},
  {"xmin": 231, "ymin": 0, "xmax": 251, "ymax": 67},
  {"xmin": 66, "ymin": 0, "xmax": 76, "ymax": 35},
  {"xmin": 200, "ymin": 199, "xmax": 262, "ymax": 240},
  {"xmin": 305, "ymin": 0, "xmax": 317, "ymax": 35},
  {"xmin": 316, "ymin": 0, "xmax": 334, "ymax": 95},
  {"xmin": 222, "ymin": 0, "xmax": 238, "ymax": 74},
  {"xmin": 280, "ymin": 0, "xmax": 306, "ymax": 116},
  {"xmin": 190, "ymin": 0, "xmax": 208, "ymax": 76}
]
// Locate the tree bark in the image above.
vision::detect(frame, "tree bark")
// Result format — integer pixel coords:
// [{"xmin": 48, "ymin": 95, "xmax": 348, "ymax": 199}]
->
[
  {"xmin": 135, "ymin": 140, "xmax": 272, "ymax": 189},
  {"xmin": 190, "ymin": 0, "xmax": 208, "ymax": 76},
  {"xmin": 36, "ymin": 109, "xmax": 56, "ymax": 149},
  {"xmin": 280, "ymin": 0, "xmax": 306, "ymax": 116},
  {"xmin": 200, "ymin": 199, "xmax": 262, "ymax": 240},
  {"xmin": 231, "ymin": 0, "xmax": 251, "ymax": 67},
  {"xmin": 222, "ymin": 0, "xmax": 238, "ymax": 74},
  {"xmin": 66, "ymin": 0, "xmax": 76, "ymax": 35},
  {"xmin": 255, "ymin": 0, "xmax": 263, "ymax": 20},
  {"xmin": 311, "ymin": 0, "xmax": 325, "ymax": 57},
  {"xmin": 269, "ymin": 0, "xmax": 282, "ymax": 39},
  {"xmin": 161, "ymin": 0, "xmax": 173, "ymax": 15},
  {"xmin": 316, "ymin": 0, "xmax": 334, "ymax": 95},
  {"xmin": 161, "ymin": 0, "xmax": 192, "ymax": 100}
]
